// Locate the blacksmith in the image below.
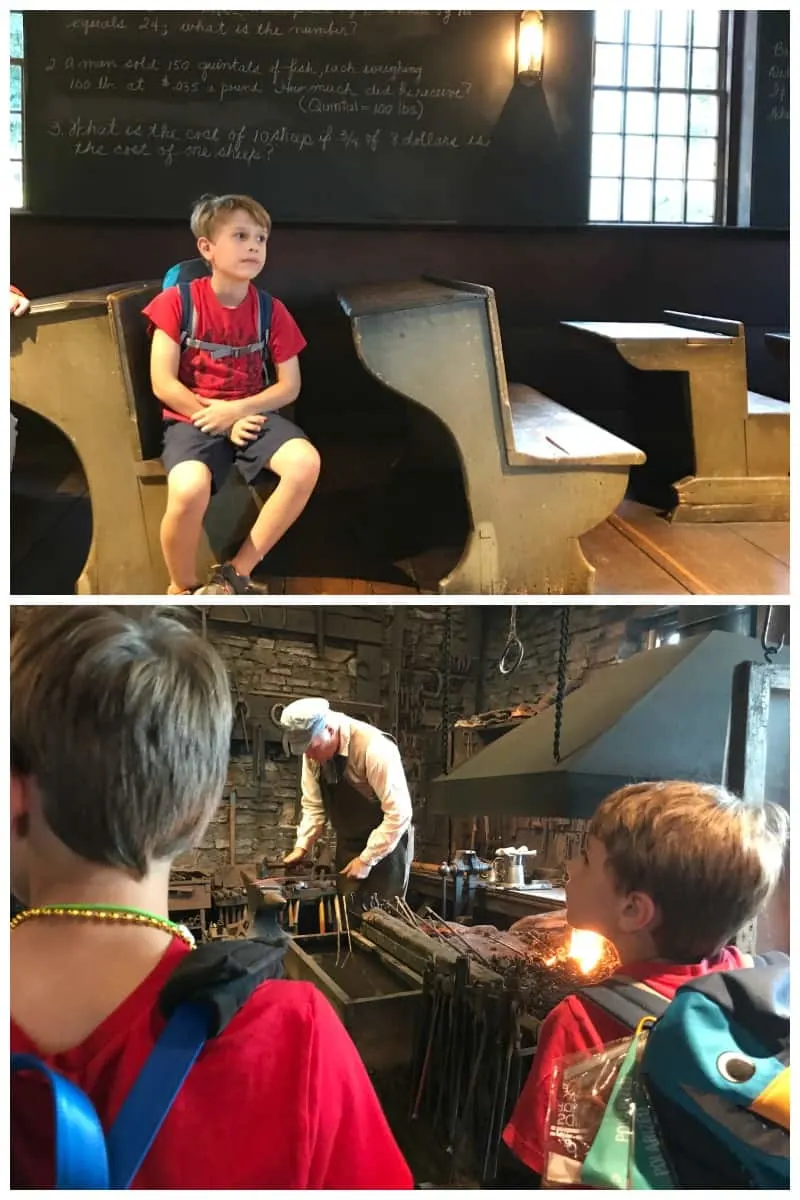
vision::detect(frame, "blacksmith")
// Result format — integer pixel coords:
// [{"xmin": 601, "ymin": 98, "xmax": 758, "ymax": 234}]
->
[{"xmin": 280, "ymin": 697, "xmax": 413, "ymax": 901}]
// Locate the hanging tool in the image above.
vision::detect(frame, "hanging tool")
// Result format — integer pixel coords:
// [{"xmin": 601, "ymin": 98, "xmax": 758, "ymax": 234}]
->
[
  {"xmin": 553, "ymin": 606, "xmax": 571, "ymax": 763},
  {"xmin": 441, "ymin": 607, "xmax": 454, "ymax": 862},
  {"xmin": 228, "ymin": 790, "xmax": 237, "ymax": 866},
  {"xmin": 318, "ymin": 898, "xmax": 326, "ymax": 934},
  {"xmin": 232, "ymin": 675, "xmax": 250, "ymax": 752},
  {"xmin": 334, "ymin": 894, "xmax": 343, "ymax": 966},
  {"xmin": 498, "ymin": 606, "xmax": 524, "ymax": 675},
  {"xmin": 339, "ymin": 888, "xmax": 353, "ymax": 965}
]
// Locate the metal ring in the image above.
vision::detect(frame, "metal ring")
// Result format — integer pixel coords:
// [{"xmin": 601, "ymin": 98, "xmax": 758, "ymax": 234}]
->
[
  {"xmin": 499, "ymin": 637, "xmax": 524, "ymax": 675},
  {"xmin": 270, "ymin": 702, "xmax": 285, "ymax": 726}
]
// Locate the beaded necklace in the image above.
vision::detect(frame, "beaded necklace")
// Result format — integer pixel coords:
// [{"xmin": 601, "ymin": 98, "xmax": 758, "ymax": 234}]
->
[{"xmin": 10, "ymin": 903, "xmax": 195, "ymax": 949}]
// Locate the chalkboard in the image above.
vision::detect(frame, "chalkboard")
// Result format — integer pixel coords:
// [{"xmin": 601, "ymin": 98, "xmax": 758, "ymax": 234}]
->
[
  {"xmin": 750, "ymin": 9, "xmax": 789, "ymax": 228},
  {"xmin": 23, "ymin": 10, "xmax": 593, "ymax": 226}
]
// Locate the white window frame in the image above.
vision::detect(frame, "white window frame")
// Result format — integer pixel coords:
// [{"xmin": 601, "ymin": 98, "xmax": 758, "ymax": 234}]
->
[{"xmin": 589, "ymin": 10, "xmax": 731, "ymax": 225}]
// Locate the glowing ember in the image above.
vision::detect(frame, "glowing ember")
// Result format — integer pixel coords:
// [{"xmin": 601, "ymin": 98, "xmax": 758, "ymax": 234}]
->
[{"xmin": 568, "ymin": 929, "xmax": 608, "ymax": 974}]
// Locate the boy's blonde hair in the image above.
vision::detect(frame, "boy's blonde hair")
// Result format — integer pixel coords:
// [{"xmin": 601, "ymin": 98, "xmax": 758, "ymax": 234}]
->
[
  {"xmin": 589, "ymin": 780, "xmax": 789, "ymax": 961},
  {"xmin": 11, "ymin": 606, "xmax": 233, "ymax": 878},
  {"xmin": 190, "ymin": 193, "xmax": 272, "ymax": 241}
]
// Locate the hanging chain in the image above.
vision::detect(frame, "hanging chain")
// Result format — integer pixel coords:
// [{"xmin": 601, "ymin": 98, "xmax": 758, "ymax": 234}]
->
[
  {"xmin": 761, "ymin": 605, "xmax": 785, "ymax": 663},
  {"xmin": 553, "ymin": 607, "xmax": 571, "ymax": 764},
  {"xmin": 440, "ymin": 607, "xmax": 453, "ymax": 776},
  {"xmin": 499, "ymin": 605, "xmax": 524, "ymax": 675}
]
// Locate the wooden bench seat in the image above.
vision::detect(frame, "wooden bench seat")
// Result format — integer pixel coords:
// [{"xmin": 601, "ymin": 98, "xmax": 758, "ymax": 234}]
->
[{"xmin": 338, "ymin": 277, "xmax": 645, "ymax": 594}]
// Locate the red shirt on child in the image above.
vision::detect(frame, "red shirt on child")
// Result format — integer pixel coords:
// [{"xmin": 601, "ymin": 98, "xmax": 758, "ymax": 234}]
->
[
  {"xmin": 12, "ymin": 940, "xmax": 414, "ymax": 1189},
  {"xmin": 503, "ymin": 945, "xmax": 748, "ymax": 1176},
  {"xmin": 143, "ymin": 276, "xmax": 307, "ymax": 422}
]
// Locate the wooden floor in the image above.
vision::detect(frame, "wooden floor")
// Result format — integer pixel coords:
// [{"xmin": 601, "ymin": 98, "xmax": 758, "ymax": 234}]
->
[{"xmin": 11, "ymin": 439, "xmax": 789, "ymax": 598}]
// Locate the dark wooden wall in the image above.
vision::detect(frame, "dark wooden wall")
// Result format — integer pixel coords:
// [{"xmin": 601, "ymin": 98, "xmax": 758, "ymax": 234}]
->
[{"xmin": 12, "ymin": 217, "xmax": 789, "ymax": 454}]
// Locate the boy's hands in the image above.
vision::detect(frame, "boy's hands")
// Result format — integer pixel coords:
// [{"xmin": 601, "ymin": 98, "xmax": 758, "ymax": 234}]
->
[
  {"xmin": 191, "ymin": 398, "xmax": 240, "ymax": 436},
  {"xmin": 229, "ymin": 415, "xmax": 268, "ymax": 446}
]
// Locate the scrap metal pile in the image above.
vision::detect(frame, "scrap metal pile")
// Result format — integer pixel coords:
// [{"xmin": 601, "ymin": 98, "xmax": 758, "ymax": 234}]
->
[{"xmin": 362, "ymin": 902, "xmax": 617, "ymax": 1186}]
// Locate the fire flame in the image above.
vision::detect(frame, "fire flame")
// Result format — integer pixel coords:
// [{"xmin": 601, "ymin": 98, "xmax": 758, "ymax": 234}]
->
[{"xmin": 568, "ymin": 928, "xmax": 607, "ymax": 974}]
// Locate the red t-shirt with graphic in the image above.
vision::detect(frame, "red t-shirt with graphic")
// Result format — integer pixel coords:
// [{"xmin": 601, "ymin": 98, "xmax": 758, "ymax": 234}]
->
[
  {"xmin": 503, "ymin": 946, "xmax": 748, "ymax": 1176},
  {"xmin": 143, "ymin": 276, "xmax": 307, "ymax": 422},
  {"xmin": 11, "ymin": 940, "xmax": 414, "ymax": 1190}
]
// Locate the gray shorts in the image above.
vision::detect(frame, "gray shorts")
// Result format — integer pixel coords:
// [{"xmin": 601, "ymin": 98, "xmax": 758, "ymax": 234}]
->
[{"xmin": 162, "ymin": 413, "xmax": 308, "ymax": 494}]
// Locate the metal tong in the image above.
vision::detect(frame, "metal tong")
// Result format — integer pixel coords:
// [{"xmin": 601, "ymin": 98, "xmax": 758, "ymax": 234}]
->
[{"xmin": 335, "ymin": 885, "xmax": 353, "ymax": 968}]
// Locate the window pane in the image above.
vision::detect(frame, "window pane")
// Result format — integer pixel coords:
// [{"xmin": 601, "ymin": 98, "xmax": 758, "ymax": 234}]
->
[
  {"xmin": 622, "ymin": 178, "xmax": 653, "ymax": 221},
  {"xmin": 594, "ymin": 11, "xmax": 625, "ymax": 43},
  {"xmin": 656, "ymin": 136, "xmax": 687, "ymax": 178},
  {"xmin": 592, "ymin": 132, "xmax": 623, "ymax": 176},
  {"xmin": 625, "ymin": 135, "xmax": 656, "ymax": 178},
  {"xmin": 10, "ymin": 11, "xmax": 24, "ymax": 58},
  {"xmin": 627, "ymin": 44, "xmax": 655, "ymax": 88},
  {"xmin": 692, "ymin": 10, "xmax": 722, "ymax": 49},
  {"xmin": 626, "ymin": 90, "xmax": 656, "ymax": 135},
  {"xmin": 690, "ymin": 93, "xmax": 718, "ymax": 137},
  {"xmin": 660, "ymin": 46, "xmax": 688, "ymax": 89},
  {"xmin": 692, "ymin": 48, "xmax": 719, "ymax": 90},
  {"xmin": 590, "ymin": 177, "xmax": 621, "ymax": 221},
  {"xmin": 593, "ymin": 89, "xmax": 624, "ymax": 133},
  {"xmin": 628, "ymin": 10, "xmax": 657, "ymax": 44},
  {"xmin": 11, "ymin": 159, "xmax": 23, "ymax": 209},
  {"xmin": 11, "ymin": 64, "xmax": 22, "ymax": 110},
  {"xmin": 654, "ymin": 179, "xmax": 685, "ymax": 222},
  {"xmin": 660, "ymin": 10, "xmax": 689, "ymax": 46},
  {"xmin": 658, "ymin": 92, "xmax": 688, "ymax": 135},
  {"xmin": 687, "ymin": 137, "xmax": 717, "ymax": 180},
  {"xmin": 686, "ymin": 179, "xmax": 716, "ymax": 222},
  {"xmin": 10, "ymin": 112, "xmax": 22, "ymax": 156},
  {"xmin": 594, "ymin": 43, "xmax": 624, "ymax": 86}
]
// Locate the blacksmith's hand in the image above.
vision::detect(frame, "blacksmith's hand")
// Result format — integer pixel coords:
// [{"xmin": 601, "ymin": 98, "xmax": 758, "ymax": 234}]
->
[
  {"xmin": 283, "ymin": 847, "xmax": 306, "ymax": 866},
  {"xmin": 340, "ymin": 856, "xmax": 371, "ymax": 881}
]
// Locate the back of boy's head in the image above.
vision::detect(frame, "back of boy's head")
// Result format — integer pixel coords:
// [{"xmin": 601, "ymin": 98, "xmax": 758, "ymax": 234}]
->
[
  {"xmin": 190, "ymin": 193, "xmax": 272, "ymax": 241},
  {"xmin": 589, "ymin": 780, "xmax": 789, "ymax": 961},
  {"xmin": 11, "ymin": 606, "xmax": 233, "ymax": 878}
]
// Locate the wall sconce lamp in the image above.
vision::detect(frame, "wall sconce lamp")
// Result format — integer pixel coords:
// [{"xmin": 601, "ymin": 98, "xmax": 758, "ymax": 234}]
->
[{"xmin": 518, "ymin": 10, "xmax": 544, "ymax": 85}]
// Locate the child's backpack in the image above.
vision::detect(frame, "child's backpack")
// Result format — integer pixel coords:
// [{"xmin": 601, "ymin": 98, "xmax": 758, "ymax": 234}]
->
[
  {"xmin": 577, "ymin": 951, "xmax": 789, "ymax": 1189},
  {"xmin": 161, "ymin": 258, "xmax": 274, "ymax": 386},
  {"xmin": 11, "ymin": 938, "xmax": 286, "ymax": 1188}
]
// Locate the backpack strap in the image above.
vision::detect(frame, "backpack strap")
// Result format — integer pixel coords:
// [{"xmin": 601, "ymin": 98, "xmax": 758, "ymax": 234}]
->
[
  {"xmin": 105, "ymin": 1002, "xmax": 210, "ymax": 1188},
  {"xmin": 177, "ymin": 281, "xmax": 195, "ymax": 351},
  {"xmin": 578, "ymin": 978, "xmax": 671, "ymax": 1033},
  {"xmin": 256, "ymin": 289, "xmax": 273, "ymax": 385},
  {"xmin": 11, "ymin": 1054, "xmax": 111, "ymax": 1188}
]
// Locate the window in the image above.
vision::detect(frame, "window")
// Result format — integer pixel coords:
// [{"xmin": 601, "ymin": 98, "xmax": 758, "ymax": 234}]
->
[
  {"xmin": 589, "ymin": 10, "xmax": 728, "ymax": 224},
  {"xmin": 10, "ymin": 11, "xmax": 23, "ymax": 209}
]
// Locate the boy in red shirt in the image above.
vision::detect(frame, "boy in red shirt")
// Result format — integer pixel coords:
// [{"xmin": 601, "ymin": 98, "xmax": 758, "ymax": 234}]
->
[
  {"xmin": 502, "ymin": 780, "xmax": 789, "ymax": 1185},
  {"xmin": 143, "ymin": 194, "xmax": 320, "ymax": 595},
  {"xmin": 11, "ymin": 607, "xmax": 414, "ymax": 1190}
]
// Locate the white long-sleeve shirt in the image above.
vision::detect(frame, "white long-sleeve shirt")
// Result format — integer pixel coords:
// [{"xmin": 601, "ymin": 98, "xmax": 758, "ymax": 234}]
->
[{"xmin": 294, "ymin": 714, "xmax": 412, "ymax": 868}]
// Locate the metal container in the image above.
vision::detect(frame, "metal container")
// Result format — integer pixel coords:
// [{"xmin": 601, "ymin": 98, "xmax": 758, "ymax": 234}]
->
[{"xmin": 285, "ymin": 932, "xmax": 423, "ymax": 1072}]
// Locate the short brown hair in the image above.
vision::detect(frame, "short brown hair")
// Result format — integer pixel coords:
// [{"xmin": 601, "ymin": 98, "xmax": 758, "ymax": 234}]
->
[
  {"xmin": 589, "ymin": 780, "xmax": 789, "ymax": 961},
  {"xmin": 11, "ymin": 607, "xmax": 233, "ymax": 877},
  {"xmin": 190, "ymin": 193, "xmax": 272, "ymax": 241}
]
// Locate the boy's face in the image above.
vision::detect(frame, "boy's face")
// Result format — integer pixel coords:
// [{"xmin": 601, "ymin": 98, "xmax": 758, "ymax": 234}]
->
[
  {"xmin": 566, "ymin": 834, "xmax": 659, "ymax": 951},
  {"xmin": 198, "ymin": 209, "xmax": 268, "ymax": 282}
]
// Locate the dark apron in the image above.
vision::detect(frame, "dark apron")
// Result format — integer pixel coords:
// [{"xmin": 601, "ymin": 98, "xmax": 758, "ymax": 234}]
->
[{"xmin": 318, "ymin": 752, "xmax": 412, "ymax": 903}]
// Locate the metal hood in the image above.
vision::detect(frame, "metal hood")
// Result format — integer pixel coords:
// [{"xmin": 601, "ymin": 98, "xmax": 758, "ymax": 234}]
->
[{"xmin": 429, "ymin": 630, "xmax": 788, "ymax": 818}]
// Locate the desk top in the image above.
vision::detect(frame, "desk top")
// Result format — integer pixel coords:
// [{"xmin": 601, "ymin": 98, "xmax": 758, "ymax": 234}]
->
[{"xmin": 563, "ymin": 320, "xmax": 733, "ymax": 343}]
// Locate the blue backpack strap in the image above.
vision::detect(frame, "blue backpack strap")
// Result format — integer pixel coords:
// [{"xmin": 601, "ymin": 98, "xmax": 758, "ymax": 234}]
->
[
  {"xmin": 11, "ymin": 1054, "xmax": 110, "ymax": 1188},
  {"xmin": 105, "ymin": 1001, "xmax": 210, "ymax": 1188},
  {"xmin": 578, "ymin": 979, "xmax": 671, "ymax": 1032}
]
